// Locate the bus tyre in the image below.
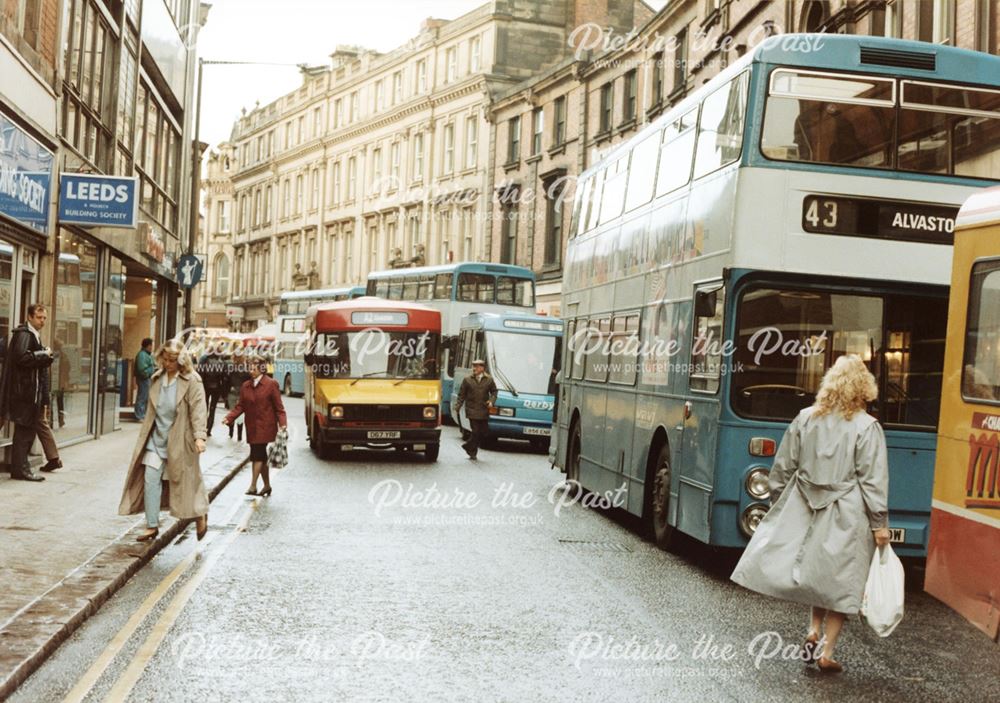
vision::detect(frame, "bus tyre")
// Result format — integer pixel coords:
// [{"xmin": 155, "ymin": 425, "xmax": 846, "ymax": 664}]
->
[
  {"xmin": 565, "ymin": 422, "xmax": 583, "ymax": 498},
  {"xmin": 648, "ymin": 444, "xmax": 677, "ymax": 551},
  {"xmin": 424, "ymin": 443, "xmax": 440, "ymax": 462}
]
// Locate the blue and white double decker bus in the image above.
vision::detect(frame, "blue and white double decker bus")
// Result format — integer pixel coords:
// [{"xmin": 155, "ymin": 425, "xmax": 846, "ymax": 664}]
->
[
  {"xmin": 554, "ymin": 35, "xmax": 1000, "ymax": 558},
  {"xmin": 366, "ymin": 263, "xmax": 536, "ymax": 419},
  {"xmin": 276, "ymin": 286, "xmax": 365, "ymax": 395},
  {"xmin": 451, "ymin": 312, "xmax": 563, "ymax": 451}
]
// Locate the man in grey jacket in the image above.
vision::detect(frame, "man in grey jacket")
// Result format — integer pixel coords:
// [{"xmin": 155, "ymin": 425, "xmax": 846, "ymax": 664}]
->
[{"xmin": 454, "ymin": 359, "xmax": 497, "ymax": 461}]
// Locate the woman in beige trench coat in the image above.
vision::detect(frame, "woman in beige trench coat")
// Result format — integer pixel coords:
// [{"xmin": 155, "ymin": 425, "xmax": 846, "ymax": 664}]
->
[{"xmin": 118, "ymin": 340, "xmax": 209, "ymax": 541}]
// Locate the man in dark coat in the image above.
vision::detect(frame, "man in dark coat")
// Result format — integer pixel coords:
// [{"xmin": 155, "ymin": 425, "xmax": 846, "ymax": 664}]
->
[
  {"xmin": 1, "ymin": 304, "xmax": 55, "ymax": 481},
  {"xmin": 197, "ymin": 342, "xmax": 230, "ymax": 434},
  {"xmin": 454, "ymin": 359, "xmax": 497, "ymax": 461}
]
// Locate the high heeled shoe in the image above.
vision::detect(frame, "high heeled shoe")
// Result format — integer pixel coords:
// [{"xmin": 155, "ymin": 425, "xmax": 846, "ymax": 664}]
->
[
  {"xmin": 245, "ymin": 488, "xmax": 259, "ymax": 496},
  {"xmin": 136, "ymin": 528, "xmax": 159, "ymax": 542},
  {"xmin": 801, "ymin": 634, "xmax": 820, "ymax": 665},
  {"xmin": 259, "ymin": 486, "xmax": 272, "ymax": 497},
  {"xmin": 817, "ymin": 657, "xmax": 843, "ymax": 673}
]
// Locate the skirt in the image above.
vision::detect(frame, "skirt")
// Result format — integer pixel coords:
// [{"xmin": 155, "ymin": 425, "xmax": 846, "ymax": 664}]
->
[{"xmin": 249, "ymin": 442, "xmax": 268, "ymax": 461}]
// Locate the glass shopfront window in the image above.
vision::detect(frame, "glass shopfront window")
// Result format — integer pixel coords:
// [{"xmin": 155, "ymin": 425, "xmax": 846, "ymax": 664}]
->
[
  {"xmin": 0, "ymin": 243, "xmax": 14, "ymax": 444},
  {"xmin": 55, "ymin": 230, "xmax": 99, "ymax": 441}
]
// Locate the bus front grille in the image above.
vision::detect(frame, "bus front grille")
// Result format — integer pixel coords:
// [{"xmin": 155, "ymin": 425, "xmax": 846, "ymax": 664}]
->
[{"xmin": 343, "ymin": 404, "xmax": 428, "ymax": 422}]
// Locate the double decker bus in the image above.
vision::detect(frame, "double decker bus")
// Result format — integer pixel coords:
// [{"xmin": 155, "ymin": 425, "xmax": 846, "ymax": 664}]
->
[
  {"xmin": 303, "ymin": 298, "xmax": 442, "ymax": 462},
  {"xmin": 925, "ymin": 187, "xmax": 1000, "ymax": 642},
  {"xmin": 366, "ymin": 263, "xmax": 536, "ymax": 419},
  {"xmin": 451, "ymin": 312, "xmax": 563, "ymax": 451},
  {"xmin": 275, "ymin": 286, "xmax": 365, "ymax": 396},
  {"xmin": 554, "ymin": 34, "xmax": 1000, "ymax": 557}
]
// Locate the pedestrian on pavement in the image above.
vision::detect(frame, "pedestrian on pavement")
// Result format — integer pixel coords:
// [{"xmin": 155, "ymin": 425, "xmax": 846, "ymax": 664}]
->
[
  {"xmin": 133, "ymin": 337, "xmax": 155, "ymax": 421},
  {"xmin": 118, "ymin": 339, "xmax": 209, "ymax": 542},
  {"xmin": 197, "ymin": 340, "xmax": 230, "ymax": 434},
  {"xmin": 0, "ymin": 303, "xmax": 55, "ymax": 482},
  {"xmin": 730, "ymin": 355, "xmax": 891, "ymax": 674},
  {"xmin": 226, "ymin": 348, "xmax": 249, "ymax": 442},
  {"xmin": 222, "ymin": 355, "xmax": 286, "ymax": 496},
  {"xmin": 454, "ymin": 359, "xmax": 497, "ymax": 461}
]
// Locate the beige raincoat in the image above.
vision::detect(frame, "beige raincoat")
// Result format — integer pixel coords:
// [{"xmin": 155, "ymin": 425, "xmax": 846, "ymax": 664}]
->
[
  {"xmin": 118, "ymin": 370, "xmax": 210, "ymax": 520},
  {"xmin": 731, "ymin": 406, "xmax": 889, "ymax": 614}
]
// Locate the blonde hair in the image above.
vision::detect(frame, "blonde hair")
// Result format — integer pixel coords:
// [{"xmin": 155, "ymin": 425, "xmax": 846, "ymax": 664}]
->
[
  {"xmin": 155, "ymin": 339, "xmax": 195, "ymax": 374},
  {"xmin": 812, "ymin": 354, "xmax": 878, "ymax": 420}
]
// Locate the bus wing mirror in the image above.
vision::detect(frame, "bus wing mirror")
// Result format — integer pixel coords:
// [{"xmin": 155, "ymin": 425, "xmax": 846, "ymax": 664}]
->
[{"xmin": 694, "ymin": 289, "xmax": 718, "ymax": 318}]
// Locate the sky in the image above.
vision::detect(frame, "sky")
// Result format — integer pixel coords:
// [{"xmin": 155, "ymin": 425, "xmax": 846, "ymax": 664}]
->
[{"xmin": 196, "ymin": 0, "xmax": 669, "ymax": 150}]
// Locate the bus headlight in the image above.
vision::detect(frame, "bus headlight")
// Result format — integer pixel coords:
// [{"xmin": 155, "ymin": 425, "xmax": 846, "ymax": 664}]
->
[
  {"xmin": 740, "ymin": 503, "xmax": 769, "ymax": 537},
  {"xmin": 498, "ymin": 407, "xmax": 514, "ymax": 417},
  {"xmin": 329, "ymin": 405, "xmax": 344, "ymax": 420},
  {"xmin": 745, "ymin": 467, "xmax": 770, "ymax": 500},
  {"xmin": 423, "ymin": 406, "xmax": 437, "ymax": 419}
]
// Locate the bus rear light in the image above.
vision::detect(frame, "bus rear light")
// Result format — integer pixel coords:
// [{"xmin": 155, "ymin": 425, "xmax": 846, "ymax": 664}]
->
[
  {"xmin": 423, "ymin": 406, "xmax": 437, "ymax": 419},
  {"xmin": 749, "ymin": 437, "xmax": 776, "ymax": 456},
  {"xmin": 740, "ymin": 503, "xmax": 769, "ymax": 537}
]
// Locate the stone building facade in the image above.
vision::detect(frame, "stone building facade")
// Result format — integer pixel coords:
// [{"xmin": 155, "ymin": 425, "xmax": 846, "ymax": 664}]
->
[
  {"xmin": 222, "ymin": 0, "xmax": 652, "ymax": 327},
  {"xmin": 489, "ymin": 0, "xmax": 1000, "ymax": 314},
  {"xmin": 195, "ymin": 142, "xmax": 234, "ymax": 328}
]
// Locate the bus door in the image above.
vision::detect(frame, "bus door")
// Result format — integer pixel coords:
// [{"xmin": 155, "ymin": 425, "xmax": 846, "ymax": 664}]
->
[
  {"xmin": 601, "ymin": 313, "xmax": 641, "ymax": 498},
  {"xmin": 678, "ymin": 282, "xmax": 725, "ymax": 542}
]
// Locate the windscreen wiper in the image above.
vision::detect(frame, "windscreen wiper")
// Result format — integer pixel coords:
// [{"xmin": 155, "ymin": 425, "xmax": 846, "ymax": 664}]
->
[
  {"xmin": 490, "ymin": 352, "xmax": 518, "ymax": 397},
  {"xmin": 350, "ymin": 371, "xmax": 387, "ymax": 386}
]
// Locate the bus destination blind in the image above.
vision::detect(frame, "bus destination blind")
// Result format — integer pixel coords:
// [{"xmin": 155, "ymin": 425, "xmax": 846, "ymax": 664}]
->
[{"xmin": 802, "ymin": 195, "xmax": 958, "ymax": 245}]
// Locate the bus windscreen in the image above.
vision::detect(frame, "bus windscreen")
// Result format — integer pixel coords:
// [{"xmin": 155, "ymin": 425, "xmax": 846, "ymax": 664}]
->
[
  {"xmin": 488, "ymin": 332, "xmax": 558, "ymax": 396},
  {"xmin": 311, "ymin": 331, "xmax": 439, "ymax": 380}
]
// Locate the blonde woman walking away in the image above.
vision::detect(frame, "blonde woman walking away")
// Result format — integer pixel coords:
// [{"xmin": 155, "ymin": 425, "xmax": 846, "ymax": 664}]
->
[
  {"xmin": 731, "ymin": 354, "xmax": 891, "ymax": 673},
  {"xmin": 118, "ymin": 339, "xmax": 209, "ymax": 542}
]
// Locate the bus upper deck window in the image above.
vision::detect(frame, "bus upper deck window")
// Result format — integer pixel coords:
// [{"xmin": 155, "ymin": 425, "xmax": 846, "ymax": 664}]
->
[{"xmin": 434, "ymin": 273, "xmax": 452, "ymax": 299}]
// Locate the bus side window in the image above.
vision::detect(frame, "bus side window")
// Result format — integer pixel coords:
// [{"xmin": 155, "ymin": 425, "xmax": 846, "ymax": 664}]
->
[
  {"xmin": 693, "ymin": 72, "xmax": 749, "ymax": 180},
  {"xmin": 962, "ymin": 260, "xmax": 1000, "ymax": 402},
  {"xmin": 418, "ymin": 276, "xmax": 434, "ymax": 300},
  {"xmin": 402, "ymin": 277, "xmax": 418, "ymax": 300},
  {"xmin": 609, "ymin": 314, "xmax": 640, "ymax": 386},
  {"xmin": 690, "ymin": 285, "xmax": 725, "ymax": 394},
  {"xmin": 570, "ymin": 320, "xmax": 586, "ymax": 380},
  {"xmin": 585, "ymin": 318, "xmax": 611, "ymax": 383},
  {"xmin": 375, "ymin": 280, "xmax": 389, "ymax": 298},
  {"xmin": 434, "ymin": 273, "xmax": 452, "ymax": 299},
  {"xmin": 366, "ymin": 280, "xmax": 377, "ymax": 296}
]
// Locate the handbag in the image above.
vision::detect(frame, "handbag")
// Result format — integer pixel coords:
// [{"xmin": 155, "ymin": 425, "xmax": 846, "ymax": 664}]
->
[
  {"xmin": 267, "ymin": 427, "xmax": 289, "ymax": 469},
  {"xmin": 860, "ymin": 544, "xmax": 905, "ymax": 637}
]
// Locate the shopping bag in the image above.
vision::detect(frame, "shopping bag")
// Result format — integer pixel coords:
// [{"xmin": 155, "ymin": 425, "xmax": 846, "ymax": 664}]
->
[
  {"xmin": 860, "ymin": 544, "xmax": 905, "ymax": 637},
  {"xmin": 267, "ymin": 427, "xmax": 289, "ymax": 469}
]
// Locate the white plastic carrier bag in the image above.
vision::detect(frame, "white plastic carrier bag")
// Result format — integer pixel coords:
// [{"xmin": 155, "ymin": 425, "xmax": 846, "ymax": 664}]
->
[{"xmin": 860, "ymin": 544, "xmax": 905, "ymax": 637}]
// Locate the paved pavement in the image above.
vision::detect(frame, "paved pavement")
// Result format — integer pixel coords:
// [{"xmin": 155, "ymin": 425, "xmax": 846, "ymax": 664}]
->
[
  {"xmin": 0, "ymin": 420, "xmax": 249, "ymax": 699},
  {"xmin": 6, "ymin": 397, "xmax": 999, "ymax": 703}
]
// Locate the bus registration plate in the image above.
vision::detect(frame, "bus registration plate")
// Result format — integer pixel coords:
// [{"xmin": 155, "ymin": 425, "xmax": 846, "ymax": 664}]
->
[
  {"xmin": 888, "ymin": 528, "xmax": 905, "ymax": 543},
  {"xmin": 523, "ymin": 427, "xmax": 551, "ymax": 436},
  {"xmin": 367, "ymin": 431, "xmax": 401, "ymax": 439}
]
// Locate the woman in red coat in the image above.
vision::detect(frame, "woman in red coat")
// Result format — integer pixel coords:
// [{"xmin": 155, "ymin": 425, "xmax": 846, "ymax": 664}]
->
[{"xmin": 222, "ymin": 355, "xmax": 287, "ymax": 496}]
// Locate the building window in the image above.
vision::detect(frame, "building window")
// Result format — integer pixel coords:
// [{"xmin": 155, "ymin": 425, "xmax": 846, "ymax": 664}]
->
[
  {"xmin": 239, "ymin": 193, "xmax": 247, "ymax": 230},
  {"xmin": 554, "ymin": 97, "xmax": 566, "ymax": 146},
  {"xmin": 623, "ymin": 70, "xmax": 637, "ymax": 123},
  {"xmin": 134, "ymin": 82, "xmax": 181, "ymax": 232},
  {"xmin": 413, "ymin": 133, "xmax": 424, "ymax": 180},
  {"xmin": 348, "ymin": 156, "xmax": 357, "ymax": 199},
  {"xmin": 282, "ymin": 179, "xmax": 291, "ymax": 218},
  {"xmin": 264, "ymin": 185, "xmax": 272, "ymax": 223},
  {"xmin": 297, "ymin": 116, "xmax": 306, "ymax": 143},
  {"xmin": 213, "ymin": 254, "xmax": 230, "ymax": 300},
  {"xmin": 375, "ymin": 80, "xmax": 385, "ymax": 111},
  {"xmin": 391, "ymin": 142, "xmax": 401, "ymax": 183},
  {"xmin": 296, "ymin": 174, "xmax": 305, "ymax": 214},
  {"xmin": 310, "ymin": 167, "xmax": 320, "ymax": 210},
  {"xmin": 977, "ymin": 0, "xmax": 997, "ymax": 52},
  {"xmin": 932, "ymin": 0, "xmax": 955, "ymax": 44},
  {"xmin": 501, "ymin": 203, "xmax": 518, "ymax": 264},
  {"xmin": 470, "ymin": 35, "xmax": 482, "ymax": 72},
  {"xmin": 507, "ymin": 116, "xmax": 521, "ymax": 163},
  {"xmin": 393, "ymin": 71, "xmax": 403, "ymax": 104},
  {"xmin": 532, "ymin": 108, "xmax": 544, "ymax": 155},
  {"xmin": 350, "ymin": 91, "xmax": 360, "ymax": 122},
  {"xmin": 673, "ymin": 28, "xmax": 688, "ymax": 97},
  {"xmin": 116, "ymin": 41, "xmax": 137, "ymax": 171},
  {"xmin": 330, "ymin": 162, "xmax": 341, "ymax": 205},
  {"xmin": 285, "ymin": 121, "xmax": 293, "ymax": 149},
  {"xmin": 313, "ymin": 107, "xmax": 322, "ymax": 137},
  {"xmin": 217, "ymin": 200, "xmax": 231, "ymax": 233},
  {"xmin": 63, "ymin": 0, "xmax": 115, "ymax": 171},
  {"xmin": 465, "ymin": 118, "xmax": 478, "ymax": 170},
  {"xmin": 333, "ymin": 98, "xmax": 343, "ymax": 128},
  {"xmin": 446, "ymin": 47, "xmax": 458, "ymax": 83},
  {"xmin": 599, "ymin": 83, "xmax": 613, "ymax": 133},
  {"xmin": 372, "ymin": 147, "xmax": 383, "ymax": 189},
  {"xmin": 252, "ymin": 189, "xmax": 261, "ymax": 227},
  {"xmin": 443, "ymin": 124, "xmax": 455, "ymax": 175},
  {"xmin": 544, "ymin": 178, "xmax": 564, "ymax": 266},
  {"xmin": 416, "ymin": 59, "xmax": 428, "ymax": 93},
  {"xmin": 651, "ymin": 52, "xmax": 664, "ymax": 106}
]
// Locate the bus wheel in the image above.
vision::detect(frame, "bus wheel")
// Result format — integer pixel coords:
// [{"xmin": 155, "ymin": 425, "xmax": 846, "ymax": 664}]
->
[
  {"xmin": 648, "ymin": 444, "xmax": 677, "ymax": 551},
  {"xmin": 424, "ymin": 443, "xmax": 440, "ymax": 462},
  {"xmin": 283, "ymin": 375, "xmax": 293, "ymax": 396},
  {"xmin": 565, "ymin": 422, "xmax": 583, "ymax": 498}
]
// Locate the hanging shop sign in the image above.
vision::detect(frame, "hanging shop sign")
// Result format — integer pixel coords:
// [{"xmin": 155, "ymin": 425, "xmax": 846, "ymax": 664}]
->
[
  {"xmin": 58, "ymin": 174, "xmax": 138, "ymax": 228},
  {"xmin": 0, "ymin": 111, "xmax": 54, "ymax": 235}
]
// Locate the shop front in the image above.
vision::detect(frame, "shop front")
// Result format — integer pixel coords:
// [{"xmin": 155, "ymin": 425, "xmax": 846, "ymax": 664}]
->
[
  {"xmin": 0, "ymin": 107, "xmax": 55, "ymax": 454},
  {"xmin": 52, "ymin": 220, "xmax": 181, "ymax": 443}
]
